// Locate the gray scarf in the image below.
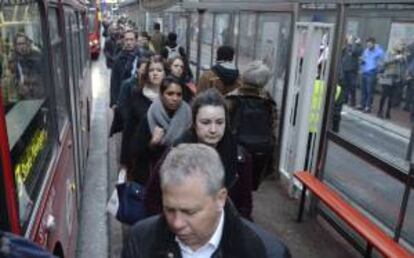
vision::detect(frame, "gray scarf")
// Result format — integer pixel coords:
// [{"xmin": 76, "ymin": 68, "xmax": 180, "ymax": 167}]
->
[{"xmin": 147, "ymin": 97, "xmax": 192, "ymax": 145}]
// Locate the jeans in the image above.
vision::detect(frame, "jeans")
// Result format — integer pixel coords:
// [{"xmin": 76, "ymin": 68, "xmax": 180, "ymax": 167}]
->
[
  {"xmin": 343, "ymin": 70, "xmax": 357, "ymax": 106},
  {"xmin": 405, "ymin": 80, "xmax": 414, "ymax": 112},
  {"xmin": 361, "ymin": 71, "xmax": 376, "ymax": 110},
  {"xmin": 378, "ymin": 84, "xmax": 396, "ymax": 117}
]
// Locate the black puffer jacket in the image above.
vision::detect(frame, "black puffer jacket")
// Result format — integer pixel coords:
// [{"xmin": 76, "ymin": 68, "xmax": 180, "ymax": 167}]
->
[{"xmin": 122, "ymin": 203, "xmax": 291, "ymax": 258}]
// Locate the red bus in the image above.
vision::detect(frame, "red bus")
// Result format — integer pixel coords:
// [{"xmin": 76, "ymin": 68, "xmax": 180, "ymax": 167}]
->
[
  {"xmin": 0, "ymin": 0, "xmax": 92, "ymax": 257},
  {"xmin": 88, "ymin": 7, "xmax": 101, "ymax": 59}
]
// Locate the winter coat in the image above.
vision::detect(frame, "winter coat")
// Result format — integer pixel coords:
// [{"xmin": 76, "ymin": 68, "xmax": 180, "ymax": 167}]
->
[
  {"xmin": 104, "ymin": 37, "xmax": 117, "ymax": 68},
  {"xmin": 120, "ymin": 88, "xmax": 153, "ymax": 169},
  {"xmin": 117, "ymin": 76, "xmax": 137, "ymax": 120},
  {"xmin": 198, "ymin": 63, "xmax": 242, "ymax": 95},
  {"xmin": 151, "ymin": 31, "xmax": 166, "ymax": 54},
  {"xmin": 121, "ymin": 203, "xmax": 291, "ymax": 258},
  {"xmin": 109, "ymin": 49, "xmax": 139, "ymax": 107},
  {"xmin": 145, "ymin": 130, "xmax": 253, "ymax": 220},
  {"xmin": 226, "ymin": 84, "xmax": 278, "ymax": 173},
  {"xmin": 109, "ymin": 76, "xmax": 138, "ymax": 136},
  {"xmin": 226, "ymin": 84, "xmax": 278, "ymax": 144},
  {"xmin": 130, "ymin": 117, "xmax": 166, "ymax": 185},
  {"xmin": 341, "ymin": 43, "xmax": 363, "ymax": 73}
]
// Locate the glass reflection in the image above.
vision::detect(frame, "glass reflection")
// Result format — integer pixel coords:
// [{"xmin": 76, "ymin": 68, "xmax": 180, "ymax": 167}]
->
[
  {"xmin": 324, "ymin": 141, "xmax": 405, "ymax": 230},
  {"xmin": 0, "ymin": 1, "xmax": 52, "ymax": 228},
  {"xmin": 255, "ymin": 13, "xmax": 291, "ymax": 108},
  {"xmin": 212, "ymin": 14, "xmax": 231, "ymax": 62},
  {"xmin": 189, "ymin": 13, "xmax": 198, "ymax": 61},
  {"xmin": 335, "ymin": 5, "xmax": 414, "ymax": 170},
  {"xmin": 238, "ymin": 13, "xmax": 256, "ymax": 72},
  {"xmin": 200, "ymin": 13, "xmax": 213, "ymax": 70}
]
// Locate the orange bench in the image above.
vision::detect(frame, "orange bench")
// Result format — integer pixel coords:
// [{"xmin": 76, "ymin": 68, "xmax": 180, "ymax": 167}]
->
[{"xmin": 294, "ymin": 171, "xmax": 413, "ymax": 258}]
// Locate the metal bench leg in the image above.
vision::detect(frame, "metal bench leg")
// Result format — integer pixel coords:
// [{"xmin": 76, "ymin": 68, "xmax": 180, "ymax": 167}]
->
[
  {"xmin": 297, "ymin": 186, "xmax": 307, "ymax": 222},
  {"xmin": 364, "ymin": 243, "xmax": 372, "ymax": 258}
]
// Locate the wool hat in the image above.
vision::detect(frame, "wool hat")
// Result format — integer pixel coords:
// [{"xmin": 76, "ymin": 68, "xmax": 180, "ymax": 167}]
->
[{"xmin": 242, "ymin": 60, "xmax": 271, "ymax": 88}]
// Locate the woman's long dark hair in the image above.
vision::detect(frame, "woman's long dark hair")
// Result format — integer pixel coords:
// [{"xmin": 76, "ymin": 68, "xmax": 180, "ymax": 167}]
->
[
  {"xmin": 135, "ymin": 57, "xmax": 149, "ymax": 89},
  {"xmin": 160, "ymin": 75, "xmax": 184, "ymax": 95},
  {"xmin": 176, "ymin": 88, "xmax": 237, "ymax": 187},
  {"xmin": 167, "ymin": 56, "xmax": 187, "ymax": 79}
]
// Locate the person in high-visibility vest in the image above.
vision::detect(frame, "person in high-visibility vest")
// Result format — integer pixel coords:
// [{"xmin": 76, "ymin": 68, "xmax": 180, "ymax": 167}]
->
[{"xmin": 305, "ymin": 73, "xmax": 343, "ymax": 170}]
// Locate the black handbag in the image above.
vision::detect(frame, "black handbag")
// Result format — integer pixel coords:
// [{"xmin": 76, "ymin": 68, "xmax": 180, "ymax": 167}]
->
[
  {"xmin": 109, "ymin": 107, "xmax": 124, "ymax": 137},
  {"xmin": 116, "ymin": 181, "xmax": 147, "ymax": 225}
]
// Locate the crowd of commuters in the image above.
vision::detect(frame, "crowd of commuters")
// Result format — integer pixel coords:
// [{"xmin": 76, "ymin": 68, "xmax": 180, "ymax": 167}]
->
[
  {"xmin": 103, "ymin": 14, "xmax": 287, "ymax": 257},
  {"xmin": 340, "ymin": 35, "xmax": 414, "ymax": 119}
]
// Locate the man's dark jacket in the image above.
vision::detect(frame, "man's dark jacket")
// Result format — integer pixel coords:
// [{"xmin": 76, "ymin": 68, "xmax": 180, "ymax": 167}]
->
[
  {"xmin": 109, "ymin": 49, "xmax": 138, "ymax": 107},
  {"xmin": 122, "ymin": 203, "xmax": 291, "ymax": 258}
]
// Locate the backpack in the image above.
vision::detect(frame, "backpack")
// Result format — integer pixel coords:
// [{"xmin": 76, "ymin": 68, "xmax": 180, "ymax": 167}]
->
[
  {"xmin": 227, "ymin": 95, "xmax": 275, "ymax": 154},
  {"xmin": 165, "ymin": 45, "xmax": 180, "ymax": 59}
]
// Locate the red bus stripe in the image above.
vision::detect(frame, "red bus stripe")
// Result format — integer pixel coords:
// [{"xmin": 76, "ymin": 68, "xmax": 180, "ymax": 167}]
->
[{"xmin": 0, "ymin": 91, "xmax": 21, "ymax": 234}]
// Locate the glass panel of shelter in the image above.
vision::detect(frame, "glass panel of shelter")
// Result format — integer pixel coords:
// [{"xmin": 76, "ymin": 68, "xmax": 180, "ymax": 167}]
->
[
  {"xmin": 212, "ymin": 13, "xmax": 231, "ymax": 63},
  {"xmin": 324, "ymin": 140, "xmax": 406, "ymax": 231},
  {"xmin": 189, "ymin": 12, "xmax": 198, "ymax": 78},
  {"xmin": 200, "ymin": 12, "xmax": 213, "ymax": 71},
  {"xmin": 0, "ymin": 0, "xmax": 54, "ymax": 227},
  {"xmin": 320, "ymin": 3, "xmax": 414, "ymax": 249},
  {"xmin": 176, "ymin": 15, "xmax": 188, "ymax": 51},
  {"xmin": 255, "ymin": 13, "xmax": 291, "ymax": 104},
  {"xmin": 237, "ymin": 12, "xmax": 257, "ymax": 72},
  {"xmin": 333, "ymin": 4, "xmax": 414, "ymax": 172}
]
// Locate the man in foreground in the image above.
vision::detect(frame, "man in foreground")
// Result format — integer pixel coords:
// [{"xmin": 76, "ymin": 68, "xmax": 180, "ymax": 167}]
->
[{"xmin": 122, "ymin": 143, "xmax": 290, "ymax": 258}]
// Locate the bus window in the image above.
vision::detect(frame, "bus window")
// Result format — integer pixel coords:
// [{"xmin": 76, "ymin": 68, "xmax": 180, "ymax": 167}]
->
[
  {"xmin": 0, "ymin": 0, "xmax": 54, "ymax": 227},
  {"xmin": 88, "ymin": 9, "xmax": 100, "ymax": 59},
  {"xmin": 78, "ymin": 12, "xmax": 87, "ymax": 68},
  {"xmin": 72, "ymin": 15, "xmax": 81, "ymax": 81},
  {"xmin": 49, "ymin": 8, "xmax": 69, "ymax": 135}
]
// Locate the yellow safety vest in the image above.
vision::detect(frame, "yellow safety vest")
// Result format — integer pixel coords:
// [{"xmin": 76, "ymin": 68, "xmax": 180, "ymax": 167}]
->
[{"xmin": 309, "ymin": 80, "xmax": 341, "ymax": 133}]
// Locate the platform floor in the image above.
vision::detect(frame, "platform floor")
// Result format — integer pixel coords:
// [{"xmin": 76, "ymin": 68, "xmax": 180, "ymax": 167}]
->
[{"xmin": 78, "ymin": 54, "xmax": 360, "ymax": 258}]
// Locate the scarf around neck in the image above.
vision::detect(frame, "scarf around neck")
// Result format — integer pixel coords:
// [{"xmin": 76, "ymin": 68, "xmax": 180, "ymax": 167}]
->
[{"xmin": 147, "ymin": 97, "xmax": 192, "ymax": 145}]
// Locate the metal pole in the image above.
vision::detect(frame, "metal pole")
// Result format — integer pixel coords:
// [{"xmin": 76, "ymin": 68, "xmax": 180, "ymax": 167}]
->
[
  {"xmin": 393, "ymin": 125, "xmax": 414, "ymax": 241},
  {"xmin": 196, "ymin": 9, "xmax": 205, "ymax": 82},
  {"xmin": 235, "ymin": 11, "xmax": 241, "ymax": 68},
  {"xmin": 211, "ymin": 13, "xmax": 216, "ymax": 67}
]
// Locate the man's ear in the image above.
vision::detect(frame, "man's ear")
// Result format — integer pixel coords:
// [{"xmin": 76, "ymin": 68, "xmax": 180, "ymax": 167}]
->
[{"xmin": 216, "ymin": 188, "xmax": 228, "ymax": 210}]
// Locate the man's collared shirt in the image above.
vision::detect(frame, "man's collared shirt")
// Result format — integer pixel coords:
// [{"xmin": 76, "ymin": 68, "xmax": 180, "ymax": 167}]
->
[
  {"xmin": 175, "ymin": 210, "xmax": 224, "ymax": 258},
  {"xmin": 361, "ymin": 45, "xmax": 384, "ymax": 73}
]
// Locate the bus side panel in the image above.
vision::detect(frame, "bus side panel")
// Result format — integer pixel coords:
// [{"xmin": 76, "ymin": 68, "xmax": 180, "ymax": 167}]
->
[{"xmin": 33, "ymin": 127, "xmax": 78, "ymax": 257}]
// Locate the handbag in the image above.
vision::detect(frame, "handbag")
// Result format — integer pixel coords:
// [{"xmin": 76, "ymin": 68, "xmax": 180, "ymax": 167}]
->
[
  {"xmin": 109, "ymin": 107, "xmax": 124, "ymax": 137},
  {"xmin": 116, "ymin": 181, "xmax": 147, "ymax": 225}
]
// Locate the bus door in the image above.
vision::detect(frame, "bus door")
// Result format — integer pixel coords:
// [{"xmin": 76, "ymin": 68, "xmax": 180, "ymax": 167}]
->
[{"xmin": 280, "ymin": 22, "xmax": 334, "ymax": 183}]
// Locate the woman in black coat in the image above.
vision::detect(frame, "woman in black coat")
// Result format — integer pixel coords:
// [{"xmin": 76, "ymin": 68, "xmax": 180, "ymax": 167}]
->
[
  {"xmin": 121, "ymin": 55, "xmax": 166, "ymax": 181},
  {"xmin": 131, "ymin": 76, "xmax": 192, "ymax": 185},
  {"xmin": 145, "ymin": 89, "xmax": 253, "ymax": 219}
]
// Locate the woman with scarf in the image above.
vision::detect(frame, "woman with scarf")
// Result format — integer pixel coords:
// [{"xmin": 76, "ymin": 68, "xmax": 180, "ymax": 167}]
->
[
  {"xmin": 122, "ymin": 55, "xmax": 166, "ymax": 181},
  {"xmin": 131, "ymin": 76, "xmax": 192, "ymax": 185},
  {"xmin": 145, "ymin": 89, "xmax": 253, "ymax": 220}
]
